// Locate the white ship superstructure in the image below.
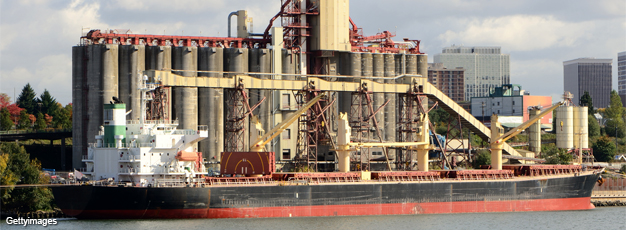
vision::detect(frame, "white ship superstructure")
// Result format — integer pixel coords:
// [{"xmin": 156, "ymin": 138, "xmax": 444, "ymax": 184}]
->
[{"xmin": 82, "ymin": 77, "xmax": 208, "ymax": 186}]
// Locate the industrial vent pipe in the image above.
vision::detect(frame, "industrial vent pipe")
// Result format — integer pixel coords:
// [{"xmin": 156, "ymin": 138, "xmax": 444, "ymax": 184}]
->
[{"xmin": 228, "ymin": 11, "xmax": 239, "ymax": 37}]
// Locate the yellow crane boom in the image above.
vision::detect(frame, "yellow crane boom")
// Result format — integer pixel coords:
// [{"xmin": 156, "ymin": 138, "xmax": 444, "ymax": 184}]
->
[
  {"xmin": 250, "ymin": 93, "xmax": 326, "ymax": 152},
  {"xmin": 490, "ymin": 101, "xmax": 564, "ymax": 170},
  {"xmin": 493, "ymin": 101, "xmax": 564, "ymax": 144}
]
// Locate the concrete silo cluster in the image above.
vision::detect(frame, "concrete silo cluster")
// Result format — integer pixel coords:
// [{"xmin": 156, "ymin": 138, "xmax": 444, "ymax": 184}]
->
[{"xmin": 71, "ymin": 0, "xmax": 431, "ymax": 169}]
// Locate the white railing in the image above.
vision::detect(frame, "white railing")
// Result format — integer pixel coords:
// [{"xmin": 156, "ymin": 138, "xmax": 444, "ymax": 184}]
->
[
  {"xmin": 119, "ymin": 168, "xmax": 138, "ymax": 174},
  {"xmin": 172, "ymin": 129, "xmax": 196, "ymax": 135},
  {"xmin": 126, "ymin": 120, "xmax": 179, "ymax": 125},
  {"xmin": 119, "ymin": 155, "xmax": 141, "ymax": 161},
  {"xmin": 118, "ymin": 167, "xmax": 208, "ymax": 174},
  {"xmin": 88, "ymin": 142, "xmax": 152, "ymax": 148},
  {"xmin": 78, "ymin": 168, "xmax": 93, "ymax": 173}
]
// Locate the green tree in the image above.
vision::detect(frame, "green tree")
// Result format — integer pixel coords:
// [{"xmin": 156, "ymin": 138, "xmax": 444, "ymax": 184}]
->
[
  {"xmin": 0, "ymin": 142, "xmax": 54, "ymax": 213},
  {"xmin": 604, "ymin": 90, "xmax": 623, "ymax": 119},
  {"xmin": 18, "ymin": 110, "xmax": 31, "ymax": 129},
  {"xmin": 592, "ymin": 136, "xmax": 617, "ymax": 162},
  {"xmin": 16, "ymin": 83, "xmax": 37, "ymax": 115},
  {"xmin": 428, "ymin": 107, "xmax": 450, "ymax": 125},
  {"xmin": 0, "ymin": 153, "xmax": 18, "ymax": 201},
  {"xmin": 472, "ymin": 150, "xmax": 491, "ymax": 169},
  {"xmin": 542, "ymin": 144, "xmax": 572, "ymax": 164},
  {"xmin": 34, "ymin": 113, "xmax": 46, "ymax": 130},
  {"xmin": 605, "ymin": 118, "xmax": 626, "ymax": 138},
  {"xmin": 579, "ymin": 91, "xmax": 594, "ymax": 115},
  {"xmin": 588, "ymin": 115, "xmax": 601, "ymax": 138},
  {"xmin": 53, "ymin": 104, "xmax": 71, "ymax": 129},
  {"xmin": 36, "ymin": 89, "xmax": 58, "ymax": 117},
  {"xmin": 0, "ymin": 108, "xmax": 13, "ymax": 131}
]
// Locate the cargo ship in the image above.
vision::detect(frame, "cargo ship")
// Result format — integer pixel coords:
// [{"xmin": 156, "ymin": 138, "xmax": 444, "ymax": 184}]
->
[{"xmin": 51, "ymin": 82, "xmax": 602, "ymax": 219}]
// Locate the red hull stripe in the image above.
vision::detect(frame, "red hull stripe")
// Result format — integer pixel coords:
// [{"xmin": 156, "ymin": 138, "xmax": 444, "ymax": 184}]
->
[{"xmin": 65, "ymin": 197, "xmax": 594, "ymax": 219}]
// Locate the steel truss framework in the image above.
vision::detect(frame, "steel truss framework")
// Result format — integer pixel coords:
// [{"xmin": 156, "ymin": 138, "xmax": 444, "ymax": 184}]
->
[
  {"xmin": 399, "ymin": 88, "xmax": 471, "ymax": 170},
  {"xmin": 224, "ymin": 82, "xmax": 265, "ymax": 152},
  {"xmin": 146, "ymin": 87, "xmax": 170, "ymax": 121},
  {"xmin": 443, "ymin": 114, "xmax": 469, "ymax": 168},
  {"xmin": 350, "ymin": 87, "xmax": 390, "ymax": 171},
  {"xmin": 295, "ymin": 86, "xmax": 335, "ymax": 172}
]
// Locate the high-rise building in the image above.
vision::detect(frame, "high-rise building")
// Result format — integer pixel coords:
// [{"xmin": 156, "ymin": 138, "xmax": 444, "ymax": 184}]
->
[
  {"xmin": 618, "ymin": 51, "xmax": 626, "ymax": 105},
  {"xmin": 433, "ymin": 45, "xmax": 510, "ymax": 100},
  {"xmin": 427, "ymin": 63, "xmax": 465, "ymax": 102},
  {"xmin": 563, "ymin": 58, "xmax": 612, "ymax": 108}
]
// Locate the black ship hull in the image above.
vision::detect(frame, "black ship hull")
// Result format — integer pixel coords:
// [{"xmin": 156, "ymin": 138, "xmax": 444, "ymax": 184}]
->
[{"xmin": 52, "ymin": 172, "xmax": 599, "ymax": 219}]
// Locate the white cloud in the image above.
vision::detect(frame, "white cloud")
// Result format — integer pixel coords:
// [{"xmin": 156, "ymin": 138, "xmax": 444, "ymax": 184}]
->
[
  {"xmin": 438, "ymin": 15, "xmax": 597, "ymax": 51},
  {"xmin": 108, "ymin": 0, "xmax": 226, "ymax": 12},
  {"xmin": 0, "ymin": 0, "xmax": 624, "ymax": 105}
]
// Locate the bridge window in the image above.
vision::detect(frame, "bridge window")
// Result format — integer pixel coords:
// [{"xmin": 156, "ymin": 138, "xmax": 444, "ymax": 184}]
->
[
  {"xmin": 282, "ymin": 94, "xmax": 290, "ymax": 109},
  {"xmin": 282, "ymin": 149, "xmax": 291, "ymax": 160},
  {"xmin": 283, "ymin": 129, "xmax": 291, "ymax": 139}
]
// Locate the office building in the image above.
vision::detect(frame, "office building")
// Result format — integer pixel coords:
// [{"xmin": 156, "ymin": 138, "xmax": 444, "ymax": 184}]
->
[
  {"xmin": 434, "ymin": 45, "xmax": 510, "ymax": 100},
  {"xmin": 563, "ymin": 58, "xmax": 612, "ymax": 108}
]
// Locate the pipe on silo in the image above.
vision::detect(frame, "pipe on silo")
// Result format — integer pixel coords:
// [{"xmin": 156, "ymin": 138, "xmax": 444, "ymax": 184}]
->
[{"xmin": 228, "ymin": 11, "xmax": 239, "ymax": 38}]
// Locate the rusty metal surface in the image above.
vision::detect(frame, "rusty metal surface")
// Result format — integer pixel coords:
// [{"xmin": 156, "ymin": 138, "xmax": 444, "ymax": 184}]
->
[{"xmin": 220, "ymin": 152, "xmax": 275, "ymax": 175}]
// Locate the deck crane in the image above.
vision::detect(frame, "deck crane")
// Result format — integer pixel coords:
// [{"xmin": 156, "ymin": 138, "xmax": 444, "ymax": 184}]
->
[
  {"xmin": 335, "ymin": 111, "xmax": 433, "ymax": 173},
  {"xmin": 490, "ymin": 101, "xmax": 564, "ymax": 170}
]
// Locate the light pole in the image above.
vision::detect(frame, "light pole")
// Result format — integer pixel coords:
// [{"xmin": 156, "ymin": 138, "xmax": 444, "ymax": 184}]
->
[{"xmin": 615, "ymin": 123, "xmax": 618, "ymax": 152}]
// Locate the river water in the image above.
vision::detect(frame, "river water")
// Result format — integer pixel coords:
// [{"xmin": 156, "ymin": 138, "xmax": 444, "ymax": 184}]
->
[{"xmin": 2, "ymin": 207, "xmax": 625, "ymax": 230}]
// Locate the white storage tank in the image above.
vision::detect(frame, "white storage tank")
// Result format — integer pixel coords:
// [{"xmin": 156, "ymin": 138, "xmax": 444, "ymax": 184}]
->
[
  {"xmin": 556, "ymin": 106, "xmax": 574, "ymax": 149},
  {"xmin": 573, "ymin": 107, "xmax": 589, "ymax": 148}
]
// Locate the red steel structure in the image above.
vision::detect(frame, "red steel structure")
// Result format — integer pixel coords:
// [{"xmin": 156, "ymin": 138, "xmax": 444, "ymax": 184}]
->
[
  {"xmin": 81, "ymin": 29, "xmax": 270, "ymax": 48},
  {"xmin": 349, "ymin": 86, "xmax": 389, "ymax": 171},
  {"xmin": 224, "ymin": 81, "xmax": 265, "ymax": 152},
  {"xmin": 295, "ymin": 83, "xmax": 335, "ymax": 172}
]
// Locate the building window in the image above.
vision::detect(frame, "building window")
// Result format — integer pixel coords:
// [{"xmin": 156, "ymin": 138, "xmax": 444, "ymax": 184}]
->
[
  {"xmin": 283, "ymin": 129, "xmax": 291, "ymax": 139},
  {"xmin": 497, "ymin": 102, "xmax": 500, "ymax": 106},
  {"xmin": 282, "ymin": 149, "xmax": 291, "ymax": 160},
  {"xmin": 282, "ymin": 94, "xmax": 290, "ymax": 109},
  {"xmin": 512, "ymin": 101, "xmax": 515, "ymax": 105}
]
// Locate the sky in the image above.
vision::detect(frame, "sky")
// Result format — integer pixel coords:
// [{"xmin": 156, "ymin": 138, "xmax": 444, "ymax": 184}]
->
[{"xmin": 1, "ymin": 0, "xmax": 624, "ymax": 105}]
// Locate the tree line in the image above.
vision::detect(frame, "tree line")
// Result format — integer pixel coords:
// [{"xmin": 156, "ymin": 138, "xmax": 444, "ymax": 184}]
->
[{"xmin": 0, "ymin": 84, "xmax": 72, "ymax": 131}]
